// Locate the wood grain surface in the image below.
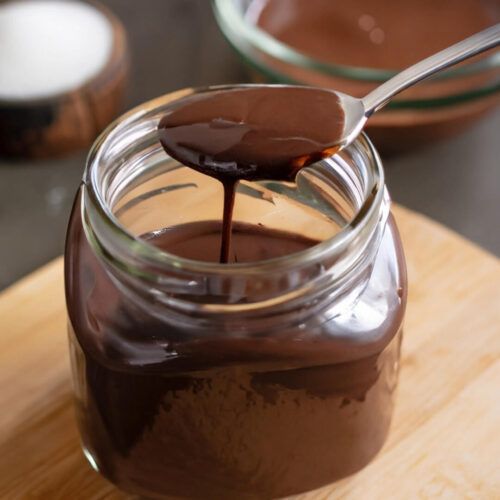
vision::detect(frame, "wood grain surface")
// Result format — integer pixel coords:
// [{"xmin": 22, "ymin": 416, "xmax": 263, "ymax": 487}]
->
[{"xmin": 0, "ymin": 205, "xmax": 499, "ymax": 499}]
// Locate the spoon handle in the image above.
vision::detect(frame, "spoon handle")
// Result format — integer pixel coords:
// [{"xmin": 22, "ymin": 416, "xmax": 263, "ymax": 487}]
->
[{"xmin": 362, "ymin": 23, "xmax": 500, "ymax": 117}]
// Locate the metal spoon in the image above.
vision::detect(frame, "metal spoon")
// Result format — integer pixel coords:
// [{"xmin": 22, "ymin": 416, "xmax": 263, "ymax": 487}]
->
[{"xmin": 336, "ymin": 24, "xmax": 500, "ymax": 151}]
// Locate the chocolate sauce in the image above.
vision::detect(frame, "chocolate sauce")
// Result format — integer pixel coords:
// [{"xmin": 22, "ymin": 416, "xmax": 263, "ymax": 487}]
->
[
  {"xmin": 251, "ymin": 0, "xmax": 498, "ymax": 70},
  {"xmin": 158, "ymin": 86, "xmax": 345, "ymax": 262},
  {"xmin": 65, "ymin": 192, "xmax": 406, "ymax": 498},
  {"xmin": 144, "ymin": 220, "xmax": 318, "ymax": 263}
]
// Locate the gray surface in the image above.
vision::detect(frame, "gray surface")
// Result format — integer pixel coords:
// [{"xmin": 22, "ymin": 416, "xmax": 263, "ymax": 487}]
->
[{"xmin": 0, "ymin": 0, "xmax": 498, "ymax": 290}]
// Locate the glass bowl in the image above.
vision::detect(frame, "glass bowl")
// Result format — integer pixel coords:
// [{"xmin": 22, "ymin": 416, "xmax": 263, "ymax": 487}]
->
[{"xmin": 213, "ymin": 0, "xmax": 500, "ymax": 153}]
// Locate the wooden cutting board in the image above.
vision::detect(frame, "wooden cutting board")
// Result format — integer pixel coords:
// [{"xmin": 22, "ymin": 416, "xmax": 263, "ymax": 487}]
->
[{"xmin": 1, "ymin": 205, "xmax": 499, "ymax": 500}]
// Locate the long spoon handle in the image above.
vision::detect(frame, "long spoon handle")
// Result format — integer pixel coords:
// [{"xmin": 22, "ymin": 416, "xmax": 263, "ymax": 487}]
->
[{"xmin": 362, "ymin": 24, "xmax": 500, "ymax": 117}]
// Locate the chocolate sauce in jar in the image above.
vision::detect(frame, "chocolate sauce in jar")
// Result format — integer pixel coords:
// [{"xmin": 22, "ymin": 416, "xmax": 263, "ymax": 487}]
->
[
  {"xmin": 144, "ymin": 220, "xmax": 319, "ymax": 263},
  {"xmin": 66, "ymin": 194, "xmax": 405, "ymax": 498},
  {"xmin": 65, "ymin": 87, "xmax": 407, "ymax": 499},
  {"xmin": 158, "ymin": 86, "xmax": 345, "ymax": 262}
]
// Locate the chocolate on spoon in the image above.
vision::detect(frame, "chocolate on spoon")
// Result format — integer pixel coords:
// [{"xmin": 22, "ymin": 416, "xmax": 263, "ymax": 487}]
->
[{"xmin": 158, "ymin": 85, "xmax": 345, "ymax": 182}]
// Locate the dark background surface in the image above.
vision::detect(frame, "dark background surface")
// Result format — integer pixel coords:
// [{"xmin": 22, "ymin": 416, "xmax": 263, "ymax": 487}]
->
[{"xmin": 0, "ymin": 0, "xmax": 499, "ymax": 290}]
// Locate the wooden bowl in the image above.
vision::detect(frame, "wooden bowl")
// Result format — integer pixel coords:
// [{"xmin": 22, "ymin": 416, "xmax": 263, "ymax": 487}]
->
[{"xmin": 0, "ymin": 1, "xmax": 129, "ymax": 159}]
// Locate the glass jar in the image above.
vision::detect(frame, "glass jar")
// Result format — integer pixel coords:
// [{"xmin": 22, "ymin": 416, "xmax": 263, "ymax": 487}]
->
[{"xmin": 65, "ymin": 86, "xmax": 407, "ymax": 499}]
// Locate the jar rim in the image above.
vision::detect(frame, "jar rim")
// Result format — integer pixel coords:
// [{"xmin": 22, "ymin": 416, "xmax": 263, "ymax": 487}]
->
[{"xmin": 84, "ymin": 84, "xmax": 387, "ymax": 279}]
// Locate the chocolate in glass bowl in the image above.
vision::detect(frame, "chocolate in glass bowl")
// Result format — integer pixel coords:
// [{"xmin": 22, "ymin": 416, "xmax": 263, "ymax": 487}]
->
[{"xmin": 213, "ymin": 0, "xmax": 500, "ymax": 153}]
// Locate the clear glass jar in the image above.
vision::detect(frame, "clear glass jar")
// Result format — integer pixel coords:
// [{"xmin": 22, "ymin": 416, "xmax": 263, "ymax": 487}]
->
[{"xmin": 65, "ymin": 86, "xmax": 407, "ymax": 499}]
